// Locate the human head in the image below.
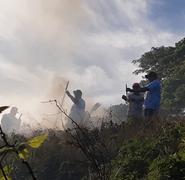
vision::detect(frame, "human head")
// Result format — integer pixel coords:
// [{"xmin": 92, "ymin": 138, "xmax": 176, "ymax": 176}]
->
[
  {"xmin": 145, "ymin": 71, "xmax": 158, "ymax": 82},
  {"xmin": 73, "ymin": 90, "xmax": 82, "ymax": 99},
  {"xmin": 10, "ymin": 107, "xmax": 18, "ymax": 116},
  {"xmin": 132, "ymin": 83, "xmax": 140, "ymax": 91}
]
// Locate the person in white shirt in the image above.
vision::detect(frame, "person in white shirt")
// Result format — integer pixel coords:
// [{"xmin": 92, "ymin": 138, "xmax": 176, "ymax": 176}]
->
[
  {"xmin": 66, "ymin": 89, "xmax": 85, "ymax": 128},
  {"xmin": 1, "ymin": 107, "xmax": 21, "ymax": 134},
  {"xmin": 122, "ymin": 83, "xmax": 144, "ymax": 119}
]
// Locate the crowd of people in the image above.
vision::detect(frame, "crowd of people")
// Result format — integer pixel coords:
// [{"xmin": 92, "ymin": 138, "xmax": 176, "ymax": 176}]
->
[
  {"xmin": 65, "ymin": 71, "xmax": 161, "ymax": 129},
  {"xmin": 0, "ymin": 71, "xmax": 161, "ymax": 134}
]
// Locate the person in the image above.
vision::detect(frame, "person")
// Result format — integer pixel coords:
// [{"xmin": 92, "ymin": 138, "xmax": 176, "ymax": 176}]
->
[
  {"xmin": 1, "ymin": 107, "xmax": 22, "ymax": 134},
  {"xmin": 66, "ymin": 89, "xmax": 86, "ymax": 128},
  {"xmin": 122, "ymin": 83, "xmax": 144, "ymax": 119},
  {"xmin": 126, "ymin": 72, "xmax": 161, "ymax": 119}
]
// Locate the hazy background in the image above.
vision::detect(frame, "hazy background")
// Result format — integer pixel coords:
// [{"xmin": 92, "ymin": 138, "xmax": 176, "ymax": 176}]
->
[{"xmin": 0, "ymin": 0, "xmax": 184, "ymax": 125}]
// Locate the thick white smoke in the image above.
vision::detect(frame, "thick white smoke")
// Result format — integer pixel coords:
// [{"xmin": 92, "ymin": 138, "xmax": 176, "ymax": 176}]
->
[{"xmin": 0, "ymin": 0, "xmax": 88, "ymax": 128}]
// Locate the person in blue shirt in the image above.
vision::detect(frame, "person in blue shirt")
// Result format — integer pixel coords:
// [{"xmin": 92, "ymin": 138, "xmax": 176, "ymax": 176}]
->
[{"xmin": 126, "ymin": 72, "xmax": 161, "ymax": 119}]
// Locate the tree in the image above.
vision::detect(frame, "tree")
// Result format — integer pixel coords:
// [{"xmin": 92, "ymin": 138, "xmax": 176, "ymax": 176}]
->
[{"xmin": 132, "ymin": 38, "xmax": 185, "ymax": 115}]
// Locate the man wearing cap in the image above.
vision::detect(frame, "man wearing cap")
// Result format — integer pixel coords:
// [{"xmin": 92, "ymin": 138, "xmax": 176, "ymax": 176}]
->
[
  {"xmin": 122, "ymin": 83, "xmax": 144, "ymax": 119},
  {"xmin": 127, "ymin": 72, "xmax": 161, "ymax": 119},
  {"xmin": 66, "ymin": 89, "xmax": 86, "ymax": 128}
]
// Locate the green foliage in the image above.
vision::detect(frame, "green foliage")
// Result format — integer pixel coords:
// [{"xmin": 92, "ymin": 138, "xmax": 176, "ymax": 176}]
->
[
  {"xmin": 18, "ymin": 148, "xmax": 29, "ymax": 160},
  {"xmin": 148, "ymin": 155, "xmax": 185, "ymax": 180},
  {"xmin": 3, "ymin": 118, "xmax": 185, "ymax": 180},
  {"xmin": 111, "ymin": 139, "xmax": 152, "ymax": 180},
  {"xmin": 26, "ymin": 134, "xmax": 48, "ymax": 148},
  {"xmin": 111, "ymin": 122, "xmax": 185, "ymax": 180},
  {"xmin": 16, "ymin": 134, "xmax": 48, "ymax": 161}
]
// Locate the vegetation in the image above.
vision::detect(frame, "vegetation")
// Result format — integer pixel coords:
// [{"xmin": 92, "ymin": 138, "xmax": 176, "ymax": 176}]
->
[
  {"xmin": 111, "ymin": 120, "xmax": 185, "ymax": 180},
  {"xmin": 1, "ymin": 118, "xmax": 185, "ymax": 180}
]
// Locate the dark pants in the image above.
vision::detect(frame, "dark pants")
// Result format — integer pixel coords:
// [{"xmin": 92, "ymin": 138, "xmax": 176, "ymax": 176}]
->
[
  {"xmin": 144, "ymin": 109, "xmax": 160, "ymax": 133},
  {"xmin": 144, "ymin": 109, "xmax": 156, "ymax": 118}
]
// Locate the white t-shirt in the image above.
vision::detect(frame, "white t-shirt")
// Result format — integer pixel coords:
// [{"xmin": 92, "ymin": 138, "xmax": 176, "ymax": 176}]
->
[{"xmin": 127, "ymin": 93, "xmax": 144, "ymax": 118}]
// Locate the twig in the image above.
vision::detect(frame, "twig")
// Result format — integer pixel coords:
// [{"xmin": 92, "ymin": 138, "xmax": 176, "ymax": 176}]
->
[{"xmin": 52, "ymin": 99, "xmax": 110, "ymax": 179}]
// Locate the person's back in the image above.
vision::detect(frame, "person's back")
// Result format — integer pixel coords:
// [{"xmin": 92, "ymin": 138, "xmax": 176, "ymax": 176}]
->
[
  {"xmin": 71, "ymin": 98, "xmax": 85, "ymax": 112},
  {"xmin": 70, "ymin": 97, "xmax": 85, "ymax": 123},
  {"xmin": 144, "ymin": 72, "xmax": 161, "ymax": 118},
  {"xmin": 66, "ymin": 89, "xmax": 86, "ymax": 128},
  {"xmin": 122, "ymin": 83, "xmax": 144, "ymax": 119},
  {"xmin": 145, "ymin": 79, "xmax": 161, "ymax": 111},
  {"xmin": 127, "ymin": 93, "xmax": 144, "ymax": 118}
]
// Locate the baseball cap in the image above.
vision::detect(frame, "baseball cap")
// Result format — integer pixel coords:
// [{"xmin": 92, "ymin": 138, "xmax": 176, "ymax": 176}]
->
[{"xmin": 145, "ymin": 71, "xmax": 158, "ymax": 79}]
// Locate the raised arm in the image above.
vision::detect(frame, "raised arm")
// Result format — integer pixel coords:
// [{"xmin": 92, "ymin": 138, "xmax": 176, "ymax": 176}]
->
[{"xmin": 66, "ymin": 91, "xmax": 78, "ymax": 104}]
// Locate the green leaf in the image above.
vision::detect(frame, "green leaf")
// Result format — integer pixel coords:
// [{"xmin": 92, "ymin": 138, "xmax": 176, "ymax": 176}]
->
[
  {"xmin": 27, "ymin": 134, "xmax": 48, "ymax": 148},
  {"xmin": 18, "ymin": 148, "xmax": 29, "ymax": 160}
]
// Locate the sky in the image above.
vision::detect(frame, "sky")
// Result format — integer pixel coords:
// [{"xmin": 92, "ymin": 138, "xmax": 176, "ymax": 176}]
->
[{"xmin": 0, "ymin": 0, "xmax": 184, "ymax": 123}]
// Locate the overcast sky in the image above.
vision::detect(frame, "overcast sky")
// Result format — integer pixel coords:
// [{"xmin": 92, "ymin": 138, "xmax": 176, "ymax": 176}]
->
[{"xmin": 0, "ymin": 0, "xmax": 184, "ymax": 122}]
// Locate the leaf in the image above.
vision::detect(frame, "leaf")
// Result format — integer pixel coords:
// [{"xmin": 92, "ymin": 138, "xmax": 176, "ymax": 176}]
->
[
  {"xmin": 17, "ymin": 134, "xmax": 48, "ymax": 159},
  {"xmin": 0, "ymin": 106, "xmax": 9, "ymax": 113},
  {"xmin": 18, "ymin": 148, "xmax": 29, "ymax": 160},
  {"xmin": 27, "ymin": 134, "xmax": 48, "ymax": 148}
]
